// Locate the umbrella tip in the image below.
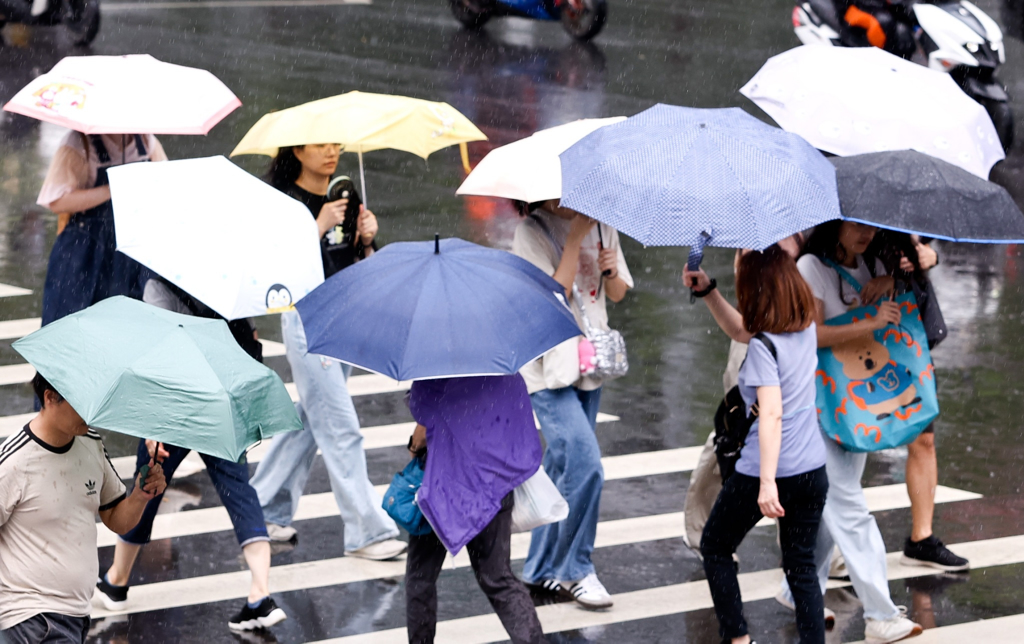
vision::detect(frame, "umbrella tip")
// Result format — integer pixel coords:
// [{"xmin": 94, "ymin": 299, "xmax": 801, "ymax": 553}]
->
[{"xmin": 434, "ymin": 233, "xmax": 440, "ymax": 254}]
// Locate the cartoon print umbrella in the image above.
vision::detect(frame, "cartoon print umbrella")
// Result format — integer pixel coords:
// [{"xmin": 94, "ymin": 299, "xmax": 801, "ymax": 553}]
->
[
  {"xmin": 229, "ymin": 91, "xmax": 487, "ymax": 205},
  {"xmin": 13, "ymin": 297, "xmax": 301, "ymax": 463},
  {"xmin": 3, "ymin": 54, "xmax": 240, "ymax": 135},
  {"xmin": 107, "ymin": 156, "xmax": 325, "ymax": 320}
]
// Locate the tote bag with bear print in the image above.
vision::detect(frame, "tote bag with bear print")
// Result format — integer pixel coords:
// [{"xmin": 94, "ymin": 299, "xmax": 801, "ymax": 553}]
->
[{"xmin": 816, "ymin": 288, "xmax": 939, "ymax": 452}]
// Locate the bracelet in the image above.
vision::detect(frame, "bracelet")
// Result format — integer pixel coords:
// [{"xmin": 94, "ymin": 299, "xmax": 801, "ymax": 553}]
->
[{"xmin": 689, "ymin": 278, "xmax": 717, "ymax": 304}]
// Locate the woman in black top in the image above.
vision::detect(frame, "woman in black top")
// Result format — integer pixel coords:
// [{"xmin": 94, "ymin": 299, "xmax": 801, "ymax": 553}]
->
[{"xmin": 248, "ymin": 143, "xmax": 407, "ymax": 560}]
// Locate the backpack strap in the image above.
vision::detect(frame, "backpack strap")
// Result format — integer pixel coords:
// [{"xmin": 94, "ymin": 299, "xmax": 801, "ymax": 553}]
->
[{"xmin": 752, "ymin": 332, "xmax": 777, "ymax": 361}]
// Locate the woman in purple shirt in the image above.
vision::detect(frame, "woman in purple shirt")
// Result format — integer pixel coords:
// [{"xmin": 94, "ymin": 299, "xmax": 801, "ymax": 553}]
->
[{"xmin": 684, "ymin": 245, "xmax": 828, "ymax": 644}]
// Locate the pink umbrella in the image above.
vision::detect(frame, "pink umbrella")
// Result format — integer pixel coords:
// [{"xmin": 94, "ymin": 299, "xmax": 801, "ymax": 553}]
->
[{"xmin": 3, "ymin": 54, "xmax": 240, "ymax": 135}]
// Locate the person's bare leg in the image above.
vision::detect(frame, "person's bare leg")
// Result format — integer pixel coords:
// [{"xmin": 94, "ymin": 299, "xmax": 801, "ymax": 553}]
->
[
  {"xmin": 106, "ymin": 541, "xmax": 143, "ymax": 586},
  {"xmin": 906, "ymin": 432, "xmax": 937, "ymax": 542},
  {"xmin": 732, "ymin": 636, "xmax": 751, "ymax": 644},
  {"xmin": 242, "ymin": 541, "xmax": 271, "ymax": 602}
]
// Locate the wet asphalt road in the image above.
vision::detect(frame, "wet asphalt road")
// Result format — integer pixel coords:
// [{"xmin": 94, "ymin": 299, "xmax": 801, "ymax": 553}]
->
[{"xmin": 4, "ymin": 0, "xmax": 1024, "ymax": 642}]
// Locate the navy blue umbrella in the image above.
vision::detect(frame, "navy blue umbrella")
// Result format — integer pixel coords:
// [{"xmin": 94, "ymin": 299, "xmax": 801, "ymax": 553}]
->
[
  {"xmin": 294, "ymin": 237, "xmax": 582, "ymax": 381},
  {"xmin": 559, "ymin": 104, "xmax": 842, "ymax": 264}
]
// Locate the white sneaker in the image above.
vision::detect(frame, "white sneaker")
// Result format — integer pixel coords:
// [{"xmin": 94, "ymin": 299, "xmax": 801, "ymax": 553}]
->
[
  {"xmin": 774, "ymin": 590, "xmax": 836, "ymax": 630},
  {"xmin": 565, "ymin": 573, "xmax": 613, "ymax": 610},
  {"xmin": 865, "ymin": 606, "xmax": 923, "ymax": 643},
  {"xmin": 346, "ymin": 538, "xmax": 407, "ymax": 561},
  {"xmin": 266, "ymin": 523, "xmax": 297, "ymax": 542}
]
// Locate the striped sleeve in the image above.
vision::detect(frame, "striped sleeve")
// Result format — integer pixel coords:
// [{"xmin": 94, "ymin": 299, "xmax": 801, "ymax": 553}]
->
[
  {"xmin": 0, "ymin": 432, "xmax": 30, "ymax": 526},
  {"xmin": 87, "ymin": 431, "xmax": 127, "ymax": 510}
]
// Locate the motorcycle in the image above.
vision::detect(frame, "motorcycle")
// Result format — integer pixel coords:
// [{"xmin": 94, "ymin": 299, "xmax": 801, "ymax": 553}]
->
[
  {"xmin": 0, "ymin": 0, "xmax": 101, "ymax": 46},
  {"xmin": 793, "ymin": 0, "xmax": 1014, "ymax": 150},
  {"xmin": 448, "ymin": 0, "xmax": 607, "ymax": 42}
]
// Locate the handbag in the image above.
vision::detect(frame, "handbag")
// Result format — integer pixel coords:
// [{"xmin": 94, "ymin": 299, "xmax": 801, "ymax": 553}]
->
[
  {"xmin": 713, "ymin": 333, "xmax": 775, "ymax": 481},
  {"xmin": 382, "ymin": 455, "xmax": 433, "ymax": 536},
  {"xmin": 572, "ymin": 282, "xmax": 628, "ymax": 380},
  {"xmin": 906, "ymin": 274, "xmax": 947, "ymax": 349},
  {"xmin": 511, "ymin": 467, "xmax": 570, "ymax": 533},
  {"xmin": 815, "ymin": 262, "xmax": 939, "ymax": 451}
]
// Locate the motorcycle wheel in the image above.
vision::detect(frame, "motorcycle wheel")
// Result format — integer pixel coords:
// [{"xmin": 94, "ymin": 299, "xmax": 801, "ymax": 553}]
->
[
  {"xmin": 65, "ymin": 0, "xmax": 100, "ymax": 46},
  {"xmin": 982, "ymin": 99, "xmax": 1015, "ymax": 152},
  {"xmin": 448, "ymin": 0, "xmax": 493, "ymax": 29},
  {"xmin": 560, "ymin": 0, "xmax": 607, "ymax": 41}
]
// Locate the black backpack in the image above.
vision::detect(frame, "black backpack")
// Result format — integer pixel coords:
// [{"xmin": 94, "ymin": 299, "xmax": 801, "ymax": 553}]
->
[{"xmin": 713, "ymin": 333, "xmax": 777, "ymax": 482}]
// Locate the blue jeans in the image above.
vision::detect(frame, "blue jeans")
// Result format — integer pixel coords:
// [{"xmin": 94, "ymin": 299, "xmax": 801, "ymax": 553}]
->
[
  {"xmin": 121, "ymin": 442, "xmax": 268, "ymax": 547},
  {"xmin": 522, "ymin": 386, "xmax": 603, "ymax": 584},
  {"xmin": 250, "ymin": 310, "xmax": 398, "ymax": 552}
]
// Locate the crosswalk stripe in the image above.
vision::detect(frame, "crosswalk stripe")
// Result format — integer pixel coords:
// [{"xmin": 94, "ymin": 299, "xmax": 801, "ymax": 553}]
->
[
  {"xmin": 846, "ymin": 613, "xmax": 1024, "ymax": 644},
  {"xmin": 93, "ymin": 479, "xmax": 976, "ymax": 549},
  {"xmin": 0, "ymin": 284, "xmax": 32, "ymax": 297},
  {"xmin": 0, "ymin": 339, "xmax": 287, "ymax": 387},
  {"xmin": 90, "ymin": 529, "xmax": 1013, "ymax": 625},
  {"xmin": 0, "ymin": 317, "xmax": 41, "ymax": 340},
  {"xmin": 312, "ymin": 534, "xmax": 1024, "ymax": 644},
  {"xmin": 106, "ymin": 413, "xmax": 624, "ymax": 476}
]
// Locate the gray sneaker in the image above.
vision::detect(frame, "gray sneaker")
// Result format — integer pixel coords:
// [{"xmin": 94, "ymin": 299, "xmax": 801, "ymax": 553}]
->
[
  {"xmin": 266, "ymin": 523, "xmax": 297, "ymax": 542},
  {"xmin": 774, "ymin": 589, "xmax": 836, "ymax": 630}
]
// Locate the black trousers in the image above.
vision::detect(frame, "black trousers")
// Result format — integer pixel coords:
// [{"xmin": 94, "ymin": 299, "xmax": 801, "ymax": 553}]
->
[
  {"xmin": 405, "ymin": 493, "xmax": 545, "ymax": 644},
  {"xmin": 701, "ymin": 466, "xmax": 829, "ymax": 644}
]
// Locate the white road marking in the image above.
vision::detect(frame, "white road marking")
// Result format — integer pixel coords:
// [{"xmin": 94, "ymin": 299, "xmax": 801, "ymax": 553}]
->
[
  {"xmin": 101, "ymin": 0, "xmax": 370, "ymax": 10},
  {"xmin": 0, "ymin": 317, "xmax": 41, "ymax": 340},
  {"xmin": 91, "ymin": 532, "xmax": 1013, "ymax": 625},
  {"xmin": 107, "ymin": 413, "xmax": 624, "ymax": 475},
  {"xmin": 0, "ymin": 284, "xmax": 32, "ymax": 297},
  {"xmin": 313, "ymin": 535, "xmax": 1024, "ymax": 644},
  {"xmin": 847, "ymin": 613, "xmax": 1024, "ymax": 644}
]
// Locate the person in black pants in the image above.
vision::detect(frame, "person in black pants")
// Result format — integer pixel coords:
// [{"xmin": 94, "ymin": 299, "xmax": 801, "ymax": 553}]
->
[{"xmin": 685, "ymin": 245, "xmax": 830, "ymax": 644}]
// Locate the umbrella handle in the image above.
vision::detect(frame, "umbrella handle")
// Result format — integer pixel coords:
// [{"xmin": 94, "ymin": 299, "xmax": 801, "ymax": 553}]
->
[{"xmin": 597, "ymin": 225, "xmax": 611, "ymax": 277}]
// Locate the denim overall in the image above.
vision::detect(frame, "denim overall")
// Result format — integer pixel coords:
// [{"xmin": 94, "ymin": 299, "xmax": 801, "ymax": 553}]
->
[{"xmin": 40, "ymin": 134, "xmax": 152, "ymax": 325}]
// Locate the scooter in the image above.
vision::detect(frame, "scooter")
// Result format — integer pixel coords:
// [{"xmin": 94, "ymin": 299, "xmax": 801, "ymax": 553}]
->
[
  {"xmin": 0, "ymin": 0, "xmax": 100, "ymax": 46},
  {"xmin": 448, "ymin": 0, "xmax": 607, "ymax": 42},
  {"xmin": 793, "ymin": 0, "xmax": 1013, "ymax": 150}
]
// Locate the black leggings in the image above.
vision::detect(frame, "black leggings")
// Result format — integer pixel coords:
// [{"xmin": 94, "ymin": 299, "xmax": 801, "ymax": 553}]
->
[{"xmin": 701, "ymin": 466, "xmax": 828, "ymax": 644}]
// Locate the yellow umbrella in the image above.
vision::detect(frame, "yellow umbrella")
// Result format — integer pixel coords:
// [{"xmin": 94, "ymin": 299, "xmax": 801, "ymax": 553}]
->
[{"xmin": 230, "ymin": 91, "xmax": 487, "ymax": 205}]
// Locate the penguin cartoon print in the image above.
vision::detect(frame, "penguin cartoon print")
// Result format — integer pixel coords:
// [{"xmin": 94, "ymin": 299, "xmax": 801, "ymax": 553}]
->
[{"xmin": 265, "ymin": 284, "xmax": 294, "ymax": 313}]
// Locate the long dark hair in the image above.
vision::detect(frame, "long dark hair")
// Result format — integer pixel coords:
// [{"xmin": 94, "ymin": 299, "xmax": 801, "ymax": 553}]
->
[
  {"xmin": 866, "ymin": 229, "xmax": 924, "ymax": 281},
  {"xmin": 801, "ymin": 219, "xmax": 881, "ymax": 306},
  {"xmin": 264, "ymin": 146, "xmax": 303, "ymax": 192}
]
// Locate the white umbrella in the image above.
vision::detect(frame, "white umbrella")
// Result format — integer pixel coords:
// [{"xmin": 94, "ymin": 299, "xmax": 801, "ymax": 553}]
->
[
  {"xmin": 108, "ymin": 156, "xmax": 324, "ymax": 320},
  {"xmin": 456, "ymin": 117, "xmax": 626, "ymax": 203},
  {"xmin": 3, "ymin": 54, "xmax": 240, "ymax": 135},
  {"xmin": 740, "ymin": 45, "xmax": 1003, "ymax": 178}
]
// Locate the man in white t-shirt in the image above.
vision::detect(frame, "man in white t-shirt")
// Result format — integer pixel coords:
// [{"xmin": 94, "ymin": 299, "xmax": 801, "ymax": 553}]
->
[{"xmin": 0, "ymin": 373, "xmax": 166, "ymax": 644}]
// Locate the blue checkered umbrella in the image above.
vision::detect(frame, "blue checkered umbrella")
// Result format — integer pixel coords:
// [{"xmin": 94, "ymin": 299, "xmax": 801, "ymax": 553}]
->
[{"xmin": 559, "ymin": 104, "xmax": 842, "ymax": 265}]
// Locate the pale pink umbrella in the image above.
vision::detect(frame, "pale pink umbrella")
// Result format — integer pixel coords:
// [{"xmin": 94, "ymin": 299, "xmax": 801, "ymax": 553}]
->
[{"xmin": 3, "ymin": 54, "xmax": 240, "ymax": 135}]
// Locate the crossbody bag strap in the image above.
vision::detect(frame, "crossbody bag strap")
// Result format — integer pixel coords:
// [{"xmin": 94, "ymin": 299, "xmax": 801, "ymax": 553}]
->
[{"xmin": 823, "ymin": 257, "xmax": 863, "ymax": 294}]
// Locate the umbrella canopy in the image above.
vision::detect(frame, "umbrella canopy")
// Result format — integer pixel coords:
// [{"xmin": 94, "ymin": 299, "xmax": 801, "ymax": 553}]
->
[
  {"xmin": 2, "ymin": 54, "xmax": 240, "ymax": 135},
  {"xmin": 559, "ymin": 104, "xmax": 841, "ymax": 258},
  {"xmin": 229, "ymin": 91, "xmax": 486, "ymax": 203},
  {"xmin": 108, "ymin": 156, "xmax": 324, "ymax": 320},
  {"xmin": 456, "ymin": 117, "xmax": 626, "ymax": 203},
  {"xmin": 831, "ymin": 151, "xmax": 1024, "ymax": 243},
  {"xmin": 294, "ymin": 237, "xmax": 581, "ymax": 381},
  {"xmin": 13, "ymin": 297, "xmax": 300, "ymax": 463},
  {"xmin": 740, "ymin": 45, "xmax": 1003, "ymax": 179}
]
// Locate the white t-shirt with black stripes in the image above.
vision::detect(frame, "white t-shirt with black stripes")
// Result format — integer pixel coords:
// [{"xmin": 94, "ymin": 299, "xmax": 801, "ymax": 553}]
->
[{"xmin": 0, "ymin": 425, "xmax": 126, "ymax": 629}]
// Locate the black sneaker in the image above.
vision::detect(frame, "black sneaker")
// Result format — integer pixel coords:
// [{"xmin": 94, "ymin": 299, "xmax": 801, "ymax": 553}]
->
[
  {"xmin": 228, "ymin": 597, "xmax": 287, "ymax": 631},
  {"xmin": 94, "ymin": 575, "xmax": 129, "ymax": 611},
  {"xmin": 901, "ymin": 535, "xmax": 969, "ymax": 572}
]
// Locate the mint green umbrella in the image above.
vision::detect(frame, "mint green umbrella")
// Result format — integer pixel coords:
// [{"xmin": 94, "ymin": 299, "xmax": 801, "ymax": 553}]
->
[{"xmin": 12, "ymin": 296, "xmax": 300, "ymax": 463}]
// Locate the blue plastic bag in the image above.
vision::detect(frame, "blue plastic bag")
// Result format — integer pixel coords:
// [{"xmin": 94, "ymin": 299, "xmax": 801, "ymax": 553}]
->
[
  {"xmin": 816, "ymin": 292, "xmax": 939, "ymax": 452},
  {"xmin": 382, "ymin": 456, "xmax": 433, "ymax": 536}
]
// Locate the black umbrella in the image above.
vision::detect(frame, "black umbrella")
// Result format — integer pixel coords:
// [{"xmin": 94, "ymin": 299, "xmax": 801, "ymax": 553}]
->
[{"xmin": 830, "ymin": 151, "xmax": 1024, "ymax": 243}]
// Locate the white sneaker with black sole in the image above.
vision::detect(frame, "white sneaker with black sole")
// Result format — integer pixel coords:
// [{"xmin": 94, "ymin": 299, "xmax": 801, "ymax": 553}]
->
[
  {"xmin": 228, "ymin": 597, "xmax": 287, "ymax": 631},
  {"xmin": 265, "ymin": 523, "xmax": 297, "ymax": 542},
  {"xmin": 565, "ymin": 573, "xmax": 613, "ymax": 610},
  {"xmin": 774, "ymin": 589, "xmax": 836, "ymax": 630}
]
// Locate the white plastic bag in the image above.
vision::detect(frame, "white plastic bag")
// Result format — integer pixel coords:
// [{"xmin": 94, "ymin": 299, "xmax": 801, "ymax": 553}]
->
[{"xmin": 511, "ymin": 468, "xmax": 569, "ymax": 533}]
